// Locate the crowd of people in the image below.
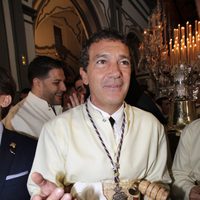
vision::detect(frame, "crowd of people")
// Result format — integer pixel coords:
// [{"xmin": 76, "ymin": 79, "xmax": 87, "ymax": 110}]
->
[{"xmin": 0, "ymin": 29, "xmax": 199, "ymax": 200}]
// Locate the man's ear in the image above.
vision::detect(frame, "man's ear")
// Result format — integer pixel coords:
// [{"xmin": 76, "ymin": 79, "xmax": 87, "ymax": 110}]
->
[
  {"xmin": 80, "ymin": 67, "xmax": 89, "ymax": 85},
  {"xmin": 32, "ymin": 78, "xmax": 41, "ymax": 87},
  {"xmin": 0, "ymin": 95, "xmax": 12, "ymax": 108}
]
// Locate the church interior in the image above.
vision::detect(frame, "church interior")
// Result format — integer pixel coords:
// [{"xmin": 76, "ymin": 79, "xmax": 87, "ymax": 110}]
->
[
  {"xmin": 1, "ymin": 1, "xmax": 200, "ymax": 199},
  {"xmin": 0, "ymin": 0, "xmax": 200, "ymax": 137}
]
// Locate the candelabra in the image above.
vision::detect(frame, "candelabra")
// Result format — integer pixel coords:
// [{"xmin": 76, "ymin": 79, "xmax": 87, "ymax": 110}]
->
[{"xmin": 138, "ymin": 1, "xmax": 200, "ymax": 134}]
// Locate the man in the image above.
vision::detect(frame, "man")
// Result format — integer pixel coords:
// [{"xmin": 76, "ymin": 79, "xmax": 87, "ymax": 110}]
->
[
  {"xmin": 65, "ymin": 75, "xmax": 88, "ymax": 110},
  {"xmin": 172, "ymin": 118, "xmax": 200, "ymax": 200},
  {"xmin": 74, "ymin": 74, "xmax": 89, "ymax": 100},
  {"xmin": 28, "ymin": 29, "xmax": 171, "ymax": 199},
  {"xmin": 155, "ymin": 96, "xmax": 170, "ymax": 123},
  {"xmin": 0, "ymin": 67, "xmax": 37, "ymax": 200},
  {"xmin": 3, "ymin": 56, "xmax": 66, "ymax": 138}
]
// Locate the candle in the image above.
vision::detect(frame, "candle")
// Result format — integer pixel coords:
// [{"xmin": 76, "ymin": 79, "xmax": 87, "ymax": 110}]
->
[
  {"xmin": 169, "ymin": 39, "xmax": 172, "ymax": 64},
  {"xmin": 172, "ymin": 49, "xmax": 175, "ymax": 66},
  {"xmin": 181, "ymin": 27, "xmax": 185, "ymax": 39},
  {"xmin": 194, "ymin": 44, "xmax": 197, "ymax": 61},
  {"xmin": 189, "ymin": 44, "xmax": 192, "ymax": 64},
  {"xmin": 189, "ymin": 24, "xmax": 192, "ymax": 35},
  {"xmin": 178, "ymin": 24, "xmax": 181, "ymax": 42},
  {"xmin": 186, "ymin": 21, "xmax": 189, "ymax": 39},
  {"xmin": 187, "ymin": 39, "xmax": 190, "ymax": 63},
  {"xmin": 195, "ymin": 20, "xmax": 198, "ymax": 34}
]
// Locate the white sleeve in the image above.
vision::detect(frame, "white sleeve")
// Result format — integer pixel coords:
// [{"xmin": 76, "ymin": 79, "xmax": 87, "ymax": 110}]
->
[
  {"xmin": 27, "ymin": 120, "xmax": 68, "ymax": 197},
  {"xmin": 172, "ymin": 124, "xmax": 195, "ymax": 199}
]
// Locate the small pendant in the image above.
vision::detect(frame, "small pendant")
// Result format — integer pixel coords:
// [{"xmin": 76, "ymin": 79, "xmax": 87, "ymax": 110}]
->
[{"xmin": 112, "ymin": 186, "xmax": 128, "ymax": 200}]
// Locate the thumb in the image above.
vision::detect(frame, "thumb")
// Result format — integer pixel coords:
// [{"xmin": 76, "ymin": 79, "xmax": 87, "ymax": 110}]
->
[
  {"xmin": 31, "ymin": 172, "xmax": 57, "ymax": 197},
  {"xmin": 31, "ymin": 172, "xmax": 47, "ymax": 186}
]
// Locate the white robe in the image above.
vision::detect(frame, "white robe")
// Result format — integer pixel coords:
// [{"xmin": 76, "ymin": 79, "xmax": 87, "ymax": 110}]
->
[
  {"xmin": 172, "ymin": 118, "xmax": 200, "ymax": 199},
  {"xmin": 3, "ymin": 92, "xmax": 62, "ymax": 138},
  {"xmin": 28, "ymin": 101, "xmax": 171, "ymax": 199}
]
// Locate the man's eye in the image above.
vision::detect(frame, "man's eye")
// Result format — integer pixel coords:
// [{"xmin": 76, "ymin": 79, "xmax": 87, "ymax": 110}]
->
[
  {"xmin": 52, "ymin": 81, "xmax": 60, "ymax": 85},
  {"xmin": 96, "ymin": 59, "xmax": 106, "ymax": 64},
  {"xmin": 120, "ymin": 60, "xmax": 130, "ymax": 65}
]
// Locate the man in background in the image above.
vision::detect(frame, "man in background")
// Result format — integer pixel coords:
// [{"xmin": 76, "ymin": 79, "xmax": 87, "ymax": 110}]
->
[
  {"xmin": 3, "ymin": 56, "xmax": 66, "ymax": 138},
  {"xmin": 156, "ymin": 96, "xmax": 170, "ymax": 123},
  {"xmin": 65, "ymin": 75, "xmax": 89, "ymax": 110}
]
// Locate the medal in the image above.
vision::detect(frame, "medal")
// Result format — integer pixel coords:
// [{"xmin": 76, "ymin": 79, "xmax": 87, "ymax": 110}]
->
[{"xmin": 113, "ymin": 186, "xmax": 128, "ymax": 200}]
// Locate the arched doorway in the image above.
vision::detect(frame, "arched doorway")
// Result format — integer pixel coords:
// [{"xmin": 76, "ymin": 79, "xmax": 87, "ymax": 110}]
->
[{"xmin": 32, "ymin": 0, "xmax": 103, "ymax": 82}]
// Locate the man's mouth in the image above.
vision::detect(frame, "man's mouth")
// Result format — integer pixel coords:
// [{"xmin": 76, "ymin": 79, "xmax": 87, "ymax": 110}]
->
[{"xmin": 55, "ymin": 93, "xmax": 63, "ymax": 98}]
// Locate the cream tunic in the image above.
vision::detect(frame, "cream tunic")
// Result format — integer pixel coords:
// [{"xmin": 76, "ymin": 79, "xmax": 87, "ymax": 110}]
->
[
  {"xmin": 3, "ymin": 92, "xmax": 62, "ymax": 138},
  {"xmin": 28, "ymin": 102, "xmax": 171, "ymax": 199},
  {"xmin": 172, "ymin": 118, "xmax": 200, "ymax": 199}
]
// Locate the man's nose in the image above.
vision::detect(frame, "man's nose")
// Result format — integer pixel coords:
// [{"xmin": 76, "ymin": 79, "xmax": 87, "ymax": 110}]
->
[
  {"xmin": 60, "ymin": 82, "xmax": 67, "ymax": 91},
  {"xmin": 109, "ymin": 62, "xmax": 121, "ymax": 76}
]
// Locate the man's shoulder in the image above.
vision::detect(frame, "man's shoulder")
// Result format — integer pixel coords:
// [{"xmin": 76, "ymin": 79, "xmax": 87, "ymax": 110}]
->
[
  {"xmin": 126, "ymin": 103, "xmax": 163, "ymax": 129},
  {"xmin": 126, "ymin": 103, "xmax": 157, "ymax": 118},
  {"xmin": 2, "ymin": 99, "xmax": 26, "ymax": 129},
  {"xmin": 7, "ymin": 99, "xmax": 26, "ymax": 115},
  {"xmin": 4, "ymin": 128, "xmax": 37, "ymax": 144},
  {"xmin": 45, "ymin": 104, "xmax": 84, "ymax": 124},
  {"xmin": 183, "ymin": 118, "xmax": 200, "ymax": 136},
  {"xmin": 190, "ymin": 118, "xmax": 200, "ymax": 126},
  {"xmin": 60, "ymin": 104, "xmax": 83, "ymax": 116}
]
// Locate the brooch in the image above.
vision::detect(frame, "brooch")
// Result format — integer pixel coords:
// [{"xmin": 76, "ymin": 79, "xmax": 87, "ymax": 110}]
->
[{"xmin": 9, "ymin": 142, "xmax": 16, "ymax": 155}]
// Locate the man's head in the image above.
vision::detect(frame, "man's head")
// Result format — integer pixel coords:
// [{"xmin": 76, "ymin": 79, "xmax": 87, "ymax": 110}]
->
[
  {"xmin": 74, "ymin": 75, "xmax": 87, "ymax": 97},
  {"xmin": 80, "ymin": 29, "xmax": 132, "ymax": 70},
  {"xmin": 79, "ymin": 29, "xmax": 132, "ymax": 114},
  {"xmin": 28, "ymin": 56, "xmax": 66, "ymax": 105},
  {"xmin": 156, "ymin": 96, "xmax": 170, "ymax": 116},
  {"xmin": 0, "ymin": 67, "xmax": 16, "ymax": 119}
]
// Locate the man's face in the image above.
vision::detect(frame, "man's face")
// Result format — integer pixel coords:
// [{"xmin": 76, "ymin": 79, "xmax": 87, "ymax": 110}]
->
[
  {"xmin": 161, "ymin": 99, "xmax": 170, "ymax": 115},
  {"xmin": 75, "ymin": 79, "xmax": 86, "ymax": 96},
  {"xmin": 39, "ymin": 68, "xmax": 66, "ymax": 105},
  {"xmin": 80, "ymin": 39, "xmax": 131, "ymax": 114}
]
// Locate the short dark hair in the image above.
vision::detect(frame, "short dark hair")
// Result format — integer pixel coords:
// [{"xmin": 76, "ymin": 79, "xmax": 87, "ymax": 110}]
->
[
  {"xmin": 28, "ymin": 56, "xmax": 64, "ymax": 85},
  {"xmin": 80, "ymin": 29, "xmax": 132, "ymax": 70},
  {"xmin": 0, "ymin": 67, "xmax": 16, "ymax": 100},
  {"xmin": 156, "ymin": 96, "xmax": 169, "ymax": 106}
]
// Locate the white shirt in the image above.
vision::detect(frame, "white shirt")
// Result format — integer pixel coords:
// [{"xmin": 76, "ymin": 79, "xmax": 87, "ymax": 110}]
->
[{"xmin": 88, "ymin": 98, "xmax": 124, "ymax": 141}]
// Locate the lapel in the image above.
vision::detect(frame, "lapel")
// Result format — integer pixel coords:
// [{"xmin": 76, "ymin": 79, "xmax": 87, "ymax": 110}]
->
[{"xmin": 0, "ymin": 128, "xmax": 16, "ymax": 193}]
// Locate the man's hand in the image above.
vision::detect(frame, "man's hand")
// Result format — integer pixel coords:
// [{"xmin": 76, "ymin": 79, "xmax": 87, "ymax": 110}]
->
[
  {"xmin": 31, "ymin": 172, "xmax": 74, "ymax": 200},
  {"xmin": 67, "ymin": 93, "xmax": 85, "ymax": 109},
  {"xmin": 189, "ymin": 185, "xmax": 200, "ymax": 200}
]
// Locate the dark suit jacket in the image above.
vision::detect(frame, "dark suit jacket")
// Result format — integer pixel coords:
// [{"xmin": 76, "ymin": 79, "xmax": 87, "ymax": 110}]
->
[{"xmin": 0, "ymin": 127, "xmax": 37, "ymax": 200}]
